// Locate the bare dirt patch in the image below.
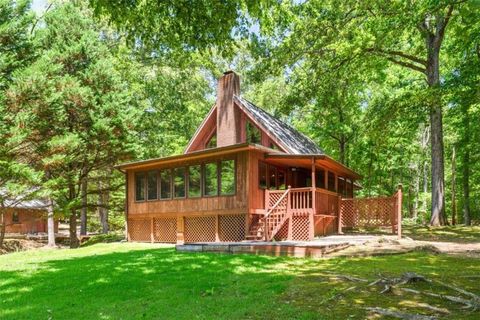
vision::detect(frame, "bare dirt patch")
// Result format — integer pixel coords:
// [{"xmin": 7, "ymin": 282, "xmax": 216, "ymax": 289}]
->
[
  {"xmin": 0, "ymin": 239, "xmax": 47, "ymax": 255},
  {"xmin": 326, "ymin": 236, "xmax": 480, "ymax": 258}
]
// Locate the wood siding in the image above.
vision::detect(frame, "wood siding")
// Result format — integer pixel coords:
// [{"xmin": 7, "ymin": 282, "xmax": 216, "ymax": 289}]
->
[{"xmin": 3, "ymin": 208, "xmax": 58, "ymax": 234}]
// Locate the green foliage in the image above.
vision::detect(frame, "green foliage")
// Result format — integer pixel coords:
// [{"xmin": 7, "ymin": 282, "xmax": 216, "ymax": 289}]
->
[
  {"xmin": 88, "ymin": 0, "xmax": 274, "ymax": 58},
  {"xmin": 5, "ymin": 2, "xmax": 139, "ymax": 234},
  {"xmin": 81, "ymin": 233, "xmax": 124, "ymax": 247}
]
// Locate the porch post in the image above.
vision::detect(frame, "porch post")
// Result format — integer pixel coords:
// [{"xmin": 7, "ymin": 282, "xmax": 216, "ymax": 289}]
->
[
  {"xmin": 215, "ymin": 214, "xmax": 220, "ymax": 242},
  {"xmin": 397, "ymin": 184, "xmax": 403, "ymax": 240},
  {"xmin": 150, "ymin": 217, "xmax": 154, "ymax": 243},
  {"xmin": 287, "ymin": 186, "xmax": 293, "ymax": 241},
  {"xmin": 337, "ymin": 195, "xmax": 343, "ymax": 234},
  {"xmin": 324, "ymin": 169, "xmax": 328, "ymax": 190},
  {"xmin": 176, "ymin": 215, "xmax": 185, "ymax": 245},
  {"xmin": 309, "ymin": 158, "xmax": 316, "ymax": 240},
  {"xmin": 334, "ymin": 173, "xmax": 338, "ymax": 193}
]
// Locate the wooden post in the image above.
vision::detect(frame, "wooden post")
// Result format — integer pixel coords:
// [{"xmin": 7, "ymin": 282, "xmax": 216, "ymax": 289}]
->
[
  {"xmin": 176, "ymin": 215, "xmax": 184, "ymax": 245},
  {"xmin": 150, "ymin": 217, "xmax": 154, "ymax": 243},
  {"xmin": 334, "ymin": 173, "xmax": 338, "ymax": 193},
  {"xmin": 215, "ymin": 214, "xmax": 220, "ymax": 242},
  {"xmin": 397, "ymin": 184, "xmax": 403, "ymax": 239},
  {"xmin": 309, "ymin": 158, "xmax": 316, "ymax": 240},
  {"xmin": 264, "ymin": 189, "xmax": 269, "ymax": 241},
  {"xmin": 324, "ymin": 169, "xmax": 329, "ymax": 191},
  {"xmin": 337, "ymin": 195, "xmax": 343, "ymax": 234},
  {"xmin": 287, "ymin": 186, "xmax": 293, "ymax": 240}
]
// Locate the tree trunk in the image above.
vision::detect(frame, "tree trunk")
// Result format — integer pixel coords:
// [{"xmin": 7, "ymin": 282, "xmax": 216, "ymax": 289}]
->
[
  {"xmin": 98, "ymin": 189, "xmax": 110, "ymax": 234},
  {"xmin": 339, "ymin": 137, "xmax": 346, "ymax": 165},
  {"xmin": 413, "ymin": 165, "xmax": 420, "ymax": 221},
  {"xmin": 0, "ymin": 209, "xmax": 6, "ymax": 249},
  {"xmin": 69, "ymin": 210, "xmax": 79, "ymax": 248},
  {"xmin": 47, "ymin": 197, "xmax": 56, "ymax": 247},
  {"xmin": 426, "ymin": 45, "xmax": 446, "ymax": 226},
  {"xmin": 69, "ymin": 184, "xmax": 79, "ymax": 248},
  {"xmin": 80, "ymin": 174, "xmax": 88, "ymax": 236},
  {"xmin": 462, "ymin": 105, "xmax": 471, "ymax": 226},
  {"xmin": 451, "ymin": 146, "xmax": 457, "ymax": 225},
  {"xmin": 422, "ymin": 161, "xmax": 428, "ymax": 225}
]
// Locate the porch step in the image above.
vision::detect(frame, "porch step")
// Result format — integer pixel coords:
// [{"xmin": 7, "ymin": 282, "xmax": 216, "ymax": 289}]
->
[{"xmin": 245, "ymin": 235, "xmax": 263, "ymax": 241}]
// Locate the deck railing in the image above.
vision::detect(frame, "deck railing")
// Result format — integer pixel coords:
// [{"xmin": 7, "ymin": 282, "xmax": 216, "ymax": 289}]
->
[
  {"xmin": 263, "ymin": 187, "xmax": 340, "ymax": 240},
  {"xmin": 339, "ymin": 185, "xmax": 403, "ymax": 239}
]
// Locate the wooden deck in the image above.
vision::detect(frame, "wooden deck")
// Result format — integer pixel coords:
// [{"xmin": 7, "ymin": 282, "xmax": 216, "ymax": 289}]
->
[{"xmin": 174, "ymin": 236, "xmax": 376, "ymax": 258}]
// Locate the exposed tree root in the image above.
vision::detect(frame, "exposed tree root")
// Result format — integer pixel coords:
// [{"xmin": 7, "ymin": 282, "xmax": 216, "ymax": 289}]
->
[
  {"xmin": 365, "ymin": 307, "xmax": 437, "ymax": 320},
  {"xmin": 415, "ymin": 303, "xmax": 450, "ymax": 315}
]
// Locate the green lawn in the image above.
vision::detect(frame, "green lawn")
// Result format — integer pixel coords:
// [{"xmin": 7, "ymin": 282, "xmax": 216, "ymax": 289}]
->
[
  {"xmin": 1, "ymin": 243, "xmax": 479, "ymax": 320},
  {"xmin": 402, "ymin": 225, "xmax": 480, "ymax": 243}
]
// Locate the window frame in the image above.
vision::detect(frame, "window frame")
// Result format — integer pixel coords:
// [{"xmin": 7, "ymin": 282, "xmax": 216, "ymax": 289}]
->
[
  {"xmin": 219, "ymin": 158, "xmax": 236, "ymax": 196},
  {"xmin": 246, "ymin": 121, "xmax": 262, "ymax": 144},
  {"xmin": 146, "ymin": 170, "xmax": 159, "ymax": 201},
  {"xmin": 173, "ymin": 167, "xmax": 187, "ymax": 199},
  {"xmin": 132, "ymin": 158, "xmax": 237, "ymax": 202},
  {"xmin": 258, "ymin": 161, "xmax": 286, "ymax": 190},
  {"xmin": 159, "ymin": 169, "xmax": 173, "ymax": 201},
  {"xmin": 203, "ymin": 161, "xmax": 219, "ymax": 197},
  {"xmin": 12, "ymin": 211, "xmax": 20, "ymax": 224},
  {"xmin": 134, "ymin": 171, "xmax": 146, "ymax": 202},
  {"xmin": 187, "ymin": 164, "xmax": 202, "ymax": 198}
]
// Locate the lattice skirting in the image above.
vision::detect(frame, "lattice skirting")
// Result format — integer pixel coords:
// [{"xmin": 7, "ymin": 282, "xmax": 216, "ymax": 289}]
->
[
  {"xmin": 129, "ymin": 214, "xmax": 247, "ymax": 243},
  {"xmin": 219, "ymin": 214, "xmax": 245, "ymax": 242},
  {"xmin": 153, "ymin": 217, "xmax": 177, "ymax": 243},
  {"xmin": 184, "ymin": 216, "xmax": 216, "ymax": 242},
  {"xmin": 291, "ymin": 215, "xmax": 310, "ymax": 241},
  {"xmin": 128, "ymin": 219, "xmax": 151, "ymax": 242},
  {"xmin": 273, "ymin": 220, "xmax": 289, "ymax": 241}
]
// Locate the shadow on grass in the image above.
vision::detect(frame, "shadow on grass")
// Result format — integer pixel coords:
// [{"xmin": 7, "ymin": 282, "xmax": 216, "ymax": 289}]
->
[
  {"xmin": 402, "ymin": 225, "xmax": 480, "ymax": 243},
  {"xmin": 1, "ymin": 245, "xmax": 479, "ymax": 320},
  {"xmin": 0, "ymin": 246, "xmax": 321, "ymax": 320}
]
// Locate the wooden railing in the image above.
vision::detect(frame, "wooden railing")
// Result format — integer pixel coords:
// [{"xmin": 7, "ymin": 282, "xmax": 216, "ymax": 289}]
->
[
  {"xmin": 263, "ymin": 187, "xmax": 341, "ymax": 240},
  {"xmin": 262, "ymin": 188, "xmax": 291, "ymax": 240},
  {"xmin": 290, "ymin": 187, "xmax": 312, "ymax": 214},
  {"xmin": 339, "ymin": 185, "xmax": 403, "ymax": 239}
]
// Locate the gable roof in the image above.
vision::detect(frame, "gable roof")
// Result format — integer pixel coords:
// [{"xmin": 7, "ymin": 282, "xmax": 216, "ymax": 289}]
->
[{"xmin": 234, "ymin": 96, "xmax": 324, "ymax": 155}]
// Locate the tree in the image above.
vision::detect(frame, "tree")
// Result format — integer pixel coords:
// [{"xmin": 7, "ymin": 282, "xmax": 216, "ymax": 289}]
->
[
  {"xmin": 0, "ymin": 0, "xmax": 42, "ymax": 248},
  {"xmin": 258, "ymin": 0, "xmax": 478, "ymax": 225},
  {"xmin": 88, "ymin": 0, "xmax": 273, "ymax": 58},
  {"xmin": 6, "ymin": 2, "xmax": 139, "ymax": 248}
]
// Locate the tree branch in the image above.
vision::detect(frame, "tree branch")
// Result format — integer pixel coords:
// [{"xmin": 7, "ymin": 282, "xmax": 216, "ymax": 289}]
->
[
  {"xmin": 386, "ymin": 57, "xmax": 426, "ymax": 74},
  {"xmin": 366, "ymin": 48, "xmax": 427, "ymax": 66},
  {"xmin": 434, "ymin": 4, "xmax": 454, "ymax": 48}
]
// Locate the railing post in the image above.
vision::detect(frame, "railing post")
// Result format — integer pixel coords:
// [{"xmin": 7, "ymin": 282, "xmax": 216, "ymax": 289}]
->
[
  {"xmin": 287, "ymin": 186, "xmax": 293, "ymax": 240},
  {"xmin": 337, "ymin": 195, "xmax": 343, "ymax": 234},
  {"xmin": 397, "ymin": 184, "xmax": 403, "ymax": 240},
  {"xmin": 264, "ymin": 189, "xmax": 269, "ymax": 241}
]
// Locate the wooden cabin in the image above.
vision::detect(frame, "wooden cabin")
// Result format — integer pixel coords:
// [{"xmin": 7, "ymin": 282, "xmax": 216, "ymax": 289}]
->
[
  {"xmin": 3, "ymin": 199, "xmax": 58, "ymax": 234},
  {"xmin": 117, "ymin": 71, "xmax": 363, "ymax": 244}
]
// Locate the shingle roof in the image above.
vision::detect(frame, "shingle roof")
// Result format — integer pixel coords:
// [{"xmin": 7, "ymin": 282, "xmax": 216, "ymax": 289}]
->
[
  {"xmin": 1, "ymin": 189, "xmax": 48, "ymax": 210},
  {"xmin": 235, "ymin": 96, "xmax": 324, "ymax": 155}
]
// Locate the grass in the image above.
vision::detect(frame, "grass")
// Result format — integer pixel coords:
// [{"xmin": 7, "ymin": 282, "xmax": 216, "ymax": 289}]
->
[
  {"xmin": 402, "ymin": 225, "xmax": 480, "ymax": 243},
  {"xmin": 346, "ymin": 224, "xmax": 480, "ymax": 243},
  {"xmin": 1, "ymin": 243, "xmax": 480, "ymax": 319}
]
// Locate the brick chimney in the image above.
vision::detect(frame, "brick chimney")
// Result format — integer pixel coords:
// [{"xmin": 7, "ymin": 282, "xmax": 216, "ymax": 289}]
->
[{"xmin": 216, "ymin": 71, "xmax": 241, "ymax": 147}]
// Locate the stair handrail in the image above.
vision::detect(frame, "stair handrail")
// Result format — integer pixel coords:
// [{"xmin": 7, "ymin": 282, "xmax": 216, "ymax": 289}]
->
[
  {"xmin": 263, "ymin": 187, "xmax": 291, "ymax": 240},
  {"xmin": 264, "ymin": 187, "xmax": 291, "ymax": 219}
]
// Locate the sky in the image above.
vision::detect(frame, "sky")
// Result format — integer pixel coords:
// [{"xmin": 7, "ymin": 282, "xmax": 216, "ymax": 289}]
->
[{"xmin": 32, "ymin": 0, "xmax": 48, "ymax": 14}]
